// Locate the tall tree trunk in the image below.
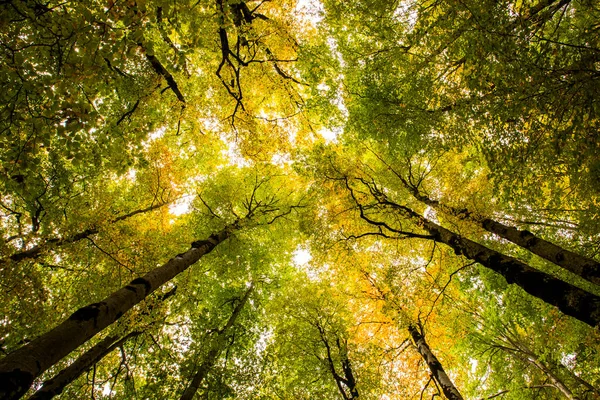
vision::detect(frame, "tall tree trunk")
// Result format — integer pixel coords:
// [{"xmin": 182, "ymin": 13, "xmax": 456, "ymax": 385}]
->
[
  {"xmin": 394, "ymin": 167, "xmax": 600, "ymax": 286},
  {"xmin": 479, "ymin": 218, "xmax": 600, "ymax": 287},
  {"xmin": 396, "ymin": 204, "xmax": 600, "ymax": 328},
  {"xmin": 315, "ymin": 322, "xmax": 359, "ymax": 400},
  {"xmin": 0, "ymin": 221, "xmax": 240, "ymax": 400},
  {"xmin": 179, "ymin": 285, "xmax": 253, "ymax": 400},
  {"xmin": 28, "ymin": 331, "xmax": 141, "ymax": 400},
  {"xmin": 408, "ymin": 324, "xmax": 464, "ymax": 400},
  {"xmin": 527, "ymin": 355, "xmax": 580, "ymax": 400},
  {"xmin": 2, "ymin": 201, "xmax": 170, "ymax": 265},
  {"xmin": 490, "ymin": 336, "xmax": 581, "ymax": 400},
  {"xmin": 338, "ymin": 338, "xmax": 359, "ymax": 400}
]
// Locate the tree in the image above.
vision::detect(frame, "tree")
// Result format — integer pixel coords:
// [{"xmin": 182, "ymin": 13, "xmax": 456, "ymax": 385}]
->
[
  {"xmin": 314, "ymin": 319, "xmax": 360, "ymax": 400},
  {"xmin": 0, "ymin": 173, "xmax": 298, "ymax": 399},
  {"xmin": 28, "ymin": 286, "xmax": 177, "ymax": 400},
  {"xmin": 483, "ymin": 326, "xmax": 584, "ymax": 400},
  {"xmin": 338, "ymin": 174, "xmax": 600, "ymax": 327},
  {"xmin": 372, "ymin": 152, "xmax": 600, "ymax": 287},
  {"xmin": 0, "ymin": 222, "xmax": 237, "ymax": 399},
  {"xmin": 363, "ymin": 271, "xmax": 465, "ymax": 400},
  {"xmin": 408, "ymin": 324, "xmax": 464, "ymax": 400},
  {"xmin": 454, "ymin": 294, "xmax": 600, "ymax": 400},
  {"xmin": 180, "ymin": 284, "xmax": 253, "ymax": 400},
  {"xmin": 29, "ymin": 331, "xmax": 142, "ymax": 400}
]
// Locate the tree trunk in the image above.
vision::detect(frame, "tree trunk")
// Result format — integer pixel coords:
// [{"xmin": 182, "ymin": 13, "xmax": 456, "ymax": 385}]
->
[
  {"xmin": 0, "ymin": 221, "xmax": 239, "ymax": 400},
  {"xmin": 2, "ymin": 201, "xmax": 170, "ymax": 265},
  {"xmin": 527, "ymin": 355, "xmax": 580, "ymax": 400},
  {"xmin": 408, "ymin": 324, "xmax": 464, "ymax": 400},
  {"xmin": 399, "ymin": 175, "xmax": 600, "ymax": 286},
  {"xmin": 491, "ymin": 337, "xmax": 581, "ymax": 400},
  {"xmin": 27, "ymin": 286, "xmax": 177, "ymax": 400},
  {"xmin": 315, "ymin": 321, "xmax": 359, "ymax": 400},
  {"xmin": 397, "ymin": 204, "xmax": 600, "ymax": 328},
  {"xmin": 345, "ymin": 177, "xmax": 600, "ymax": 326},
  {"xmin": 338, "ymin": 339, "xmax": 359, "ymax": 400},
  {"xmin": 179, "ymin": 285, "xmax": 253, "ymax": 400},
  {"xmin": 28, "ymin": 331, "xmax": 141, "ymax": 400},
  {"xmin": 480, "ymin": 218, "xmax": 600, "ymax": 287}
]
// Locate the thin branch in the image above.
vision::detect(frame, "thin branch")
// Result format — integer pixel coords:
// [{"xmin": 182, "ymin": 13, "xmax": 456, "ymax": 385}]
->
[
  {"xmin": 198, "ymin": 193, "xmax": 222, "ymax": 220},
  {"xmin": 85, "ymin": 237, "xmax": 134, "ymax": 274},
  {"xmin": 423, "ymin": 261, "xmax": 476, "ymax": 325},
  {"xmin": 116, "ymin": 99, "xmax": 140, "ymax": 126}
]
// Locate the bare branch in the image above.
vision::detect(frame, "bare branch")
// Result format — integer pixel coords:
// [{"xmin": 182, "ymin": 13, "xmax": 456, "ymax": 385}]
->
[{"xmin": 116, "ymin": 99, "xmax": 140, "ymax": 126}]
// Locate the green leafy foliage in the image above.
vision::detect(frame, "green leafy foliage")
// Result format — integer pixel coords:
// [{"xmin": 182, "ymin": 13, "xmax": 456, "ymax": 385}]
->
[{"xmin": 1, "ymin": 0, "xmax": 599, "ymax": 399}]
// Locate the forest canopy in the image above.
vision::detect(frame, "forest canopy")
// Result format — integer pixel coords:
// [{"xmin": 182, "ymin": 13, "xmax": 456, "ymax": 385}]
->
[{"xmin": 0, "ymin": 0, "xmax": 599, "ymax": 399}]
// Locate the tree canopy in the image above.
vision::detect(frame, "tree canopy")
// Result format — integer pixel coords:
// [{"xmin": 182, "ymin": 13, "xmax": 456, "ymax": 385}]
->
[{"xmin": 1, "ymin": 0, "xmax": 599, "ymax": 399}]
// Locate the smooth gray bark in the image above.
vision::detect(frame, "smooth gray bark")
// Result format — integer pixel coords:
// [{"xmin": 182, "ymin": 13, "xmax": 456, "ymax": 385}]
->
[
  {"xmin": 27, "ymin": 286, "xmax": 177, "ymax": 400},
  {"xmin": 346, "ymin": 177, "xmax": 600, "ymax": 327},
  {"xmin": 479, "ymin": 218, "xmax": 600, "ymax": 286},
  {"xmin": 402, "ymin": 205, "xmax": 600, "ymax": 328}
]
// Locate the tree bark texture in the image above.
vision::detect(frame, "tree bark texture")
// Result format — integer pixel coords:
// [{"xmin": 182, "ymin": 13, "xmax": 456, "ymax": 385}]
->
[
  {"xmin": 408, "ymin": 324, "xmax": 464, "ymax": 400},
  {"xmin": 346, "ymin": 178, "xmax": 600, "ymax": 326},
  {"xmin": 480, "ymin": 218, "xmax": 600, "ymax": 287},
  {"xmin": 179, "ymin": 285, "xmax": 253, "ymax": 400},
  {"xmin": 29, "ymin": 286, "xmax": 176, "ymax": 399},
  {"xmin": 0, "ymin": 221, "xmax": 239, "ymax": 400}
]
